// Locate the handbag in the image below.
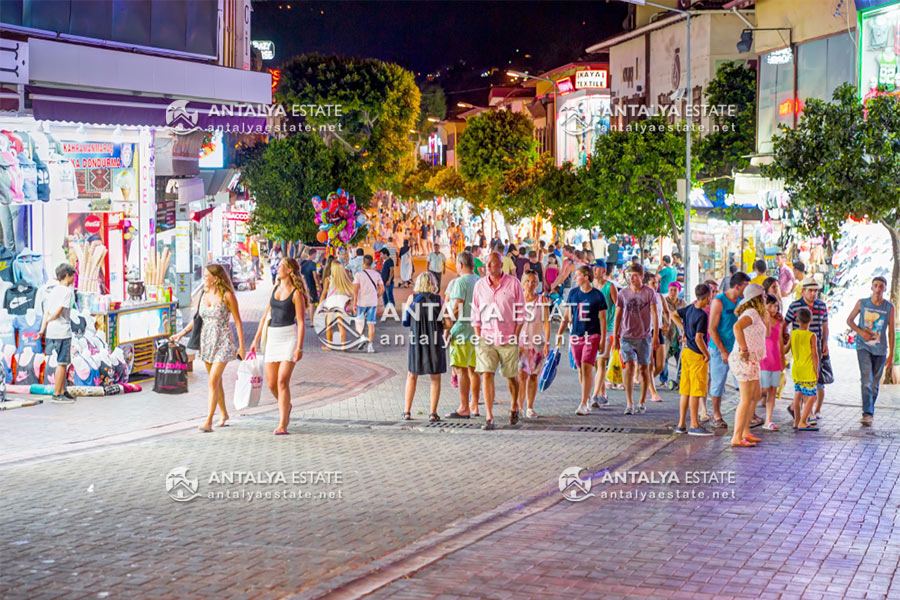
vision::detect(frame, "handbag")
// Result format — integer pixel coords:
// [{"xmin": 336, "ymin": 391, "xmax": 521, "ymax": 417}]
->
[{"xmin": 186, "ymin": 291, "xmax": 203, "ymax": 351}]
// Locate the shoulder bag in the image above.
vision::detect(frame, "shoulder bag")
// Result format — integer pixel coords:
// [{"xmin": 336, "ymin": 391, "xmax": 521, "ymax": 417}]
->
[{"xmin": 186, "ymin": 291, "xmax": 204, "ymax": 351}]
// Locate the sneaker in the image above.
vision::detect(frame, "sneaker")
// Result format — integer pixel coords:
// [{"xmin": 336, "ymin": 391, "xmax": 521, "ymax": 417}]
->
[
  {"xmin": 482, "ymin": 419, "xmax": 495, "ymax": 431},
  {"xmin": 861, "ymin": 414, "xmax": 873, "ymax": 426},
  {"xmin": 687, "ymin": 427, "xmax": 714, "ymax": 436},
  {"xmin": 590, "ymin": 396, "xmax": 600, "ymax": 409},
  {"xmin": 673, "ymin": 426, "xmax": 687, "ymax": 434},
  {"xmin": 575, "ymin": 403, "xmax": 591, "ymax": 416},
  {"xmin": 814, "ymin": 413, "xmax": 822, "ymax": 421},
  {"xmin": 51, "ymin": 395, "xmax": 75, "ymax": 404},
  {"xmin": 526, "ymin": 408, "xmax": 538, "ymax": 419},
  {"xmin": 62, "ymin": 390, "xmax": 76, "ymax": 400},
  {"xmin": 636, "ymin": 404, "xmax": 647, "ymax": 414},
  {"xmin": 597, "ymin": 394, "xmax": 609, "ymax": 407},
  {"xmin": 367, "ymin": 342, "xmax": 375, "ymax": 353},
  {"xmin": 624, "ymin": 405, "xmax": 634, "ymax": 415}
]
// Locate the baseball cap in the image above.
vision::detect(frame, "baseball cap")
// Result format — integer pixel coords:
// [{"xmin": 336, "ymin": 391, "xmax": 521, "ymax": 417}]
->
[{"xmin": 591, "ymin": 258, "xmax": 607, "ymax": 269}]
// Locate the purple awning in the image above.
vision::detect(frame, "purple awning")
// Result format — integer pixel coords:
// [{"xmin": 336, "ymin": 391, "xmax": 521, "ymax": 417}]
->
[{"xmin": 28, "ymin": 86, "xmax": 267, "ymax": 131}]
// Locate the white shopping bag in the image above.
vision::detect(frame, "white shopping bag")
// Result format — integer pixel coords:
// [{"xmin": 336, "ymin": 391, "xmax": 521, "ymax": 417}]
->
[{"xmin": 234, "ymin": 351, "xmax": 263, "ymax": 410}]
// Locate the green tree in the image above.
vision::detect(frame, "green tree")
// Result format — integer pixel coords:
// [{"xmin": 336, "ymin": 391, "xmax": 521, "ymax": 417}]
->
[
  {"xmin": 583, "ymin": 116, "xmax": 699, "ymax": 247},
  {"xmin": 695, "ymin": 61, "xmax": 756, "ymax": 200},
  {"xmin": 501, "ymin": 154, "xmax": 588, "ymax": 229},
  {"xmin": 763, "ymin": 83, "xmax": 900, "ymax": 339},
  {"xmin": 427, "ymin": 166, "xmax": 465, "ymax": 198},
  {"xmin": 416, "ymin": 84, "xmax": 447, "ymax": 133},
  {"xmin": 240, "ymin": 135, "xmax": 371, "ymax": 243},
  {"xmin": 400, "ymin": 160, "xmax": 439, "ymax": 201},
  {"xmin": 456, "ymin": 110, "xmax": 537, "ymax": 216},
  {"xmin": 276, "ymin": 53, "xmax": 421, "ymax": 190}
]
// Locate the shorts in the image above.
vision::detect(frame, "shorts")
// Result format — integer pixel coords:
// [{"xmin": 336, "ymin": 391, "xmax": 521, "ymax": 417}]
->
[
  {"xmin": 795, "ymin": 381, "xmax": 817, "ymax": 397},
  {"xmin": 519, "ymin": 346, "xmax": 544, "ymax": 375},
  {"xmin": 45, "ymin": 337, "xmax": 72, "ymax": 365},
  {"xmin": 449, "ymin": 339, "xmax": 476, "ymax": 368},
  {"xmin": 679, "ymin": 347, "xmax": 708, "ymax": 398},
  {"xmin": 620, "ymin": 337, "xmax": 651, "ymax": 366},
  {"xmin": 708, "ymin": 344, "xmax": 730, "ymax": 397},
  {"xmin": 357, "ymin": 306, "xmax": 377, "ymax": 323},
  {"xmin": 760, "ymin": 370, "xmax": 781, "ymax": 389},
  {"xmin": 475, "ymin": 341, "xmax": 520, "ymax": 379},
  {"xmin": 728, "ymin": 350, "xmax": 761, "ymax": 382},
  {"xmin": 571, "ymin": 334, "xmax": 602, "ymax": 368}
]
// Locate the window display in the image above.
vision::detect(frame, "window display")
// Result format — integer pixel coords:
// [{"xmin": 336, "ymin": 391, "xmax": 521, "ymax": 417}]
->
[{"xmin": 860, "ymin": 2, "xmax": 900, "ymax": 100}]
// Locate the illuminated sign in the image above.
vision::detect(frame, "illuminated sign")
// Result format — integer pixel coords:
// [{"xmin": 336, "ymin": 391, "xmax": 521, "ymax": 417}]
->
[
  {"xmin": 251, "ymin": 40, "xmax": 275, "ymax": 60},
  {"xmin": 575, "ymin": 69, "xmax": 609, "ymax": 89},
  {"xmin": 766, "ymin": 48, "xmax": 793, "ymax": 65},
  {"xmin": 268, "ymin": 68, "xmax": 281, "ymax": 93},
  {"xmin": 223, "ymin": 211, "xmax": 251, "ymax": 222},
  {"xmin": 778, "ymin": 99, "xmax": 802, "ymax": 115},
  {"xmin": 557, "ymin": 77, "xmax": 575, "ymax": 93}
]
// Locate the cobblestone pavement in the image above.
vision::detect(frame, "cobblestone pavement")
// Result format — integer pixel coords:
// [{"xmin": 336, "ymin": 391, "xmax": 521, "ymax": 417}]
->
[{"xmin": 3, "ymin": 257, "xmax": 900, "ymax": 599}]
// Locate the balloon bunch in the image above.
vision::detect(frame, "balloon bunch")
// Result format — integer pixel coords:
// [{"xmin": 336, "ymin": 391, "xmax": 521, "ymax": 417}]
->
[{"xmin": 313, "ymin": 188, "xmax": 367, "ymax": 250}]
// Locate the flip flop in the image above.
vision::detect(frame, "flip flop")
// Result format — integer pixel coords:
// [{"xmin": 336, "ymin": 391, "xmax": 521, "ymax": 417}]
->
[
  {"xmin": 445, "ymin": 411, "xmax": 471, "ymax": 419},
  {"xmin": 274, "ymin": 430, "xmax": 290, "ymax": 435},
  {"xmin": 797, "ymin": 426, "xmax": 820, "ymax": 431},
  {"xmin": 731, "ymin": 439, "xmax": 755, "ymax": 447},
  {"xmin": 216, "ymin": 423, "xmax": 231, "ymax": 427},
  {"xmin": 198, "ymin": 427, "xmax": 213, "ymax": 433}
]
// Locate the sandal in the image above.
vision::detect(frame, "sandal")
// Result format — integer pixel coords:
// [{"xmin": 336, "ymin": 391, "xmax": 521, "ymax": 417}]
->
[
  {"xmin": 749, "ymin": 416, "xmax": 764, "ymax": 428},
  {"xmin": 731, "ymin": 439, "xmax": 756, "ymax": 447},
  {"xmin": 744, "ymin": 433, "xmax": 762, "ymax": 443},
  {"xmin": 446, "ymin": 411, "xmax": 470, "ymax": 419},
  {"xmin": 713, "ymin": 418, "xmax": 728, "ymax": 429},
  {"xmin": 429, "ymin": 413, "xmax": 441, "ymax": 422},
  {"xmin": 401, "ymin": 411, "xmax": 411, "ymax": 420},
  {"xmin": 509, "ymin": 410, "xmax": 519, "ymax": 425}
]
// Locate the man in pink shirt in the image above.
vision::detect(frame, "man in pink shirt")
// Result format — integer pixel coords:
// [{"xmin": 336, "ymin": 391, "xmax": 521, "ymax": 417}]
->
[
  {"xmin": 472, "ymin": 252, "xmax": 525, "ymax": 430},
  {"xmin": 775, "ymin": 252, "xmax": 795, "ymax": 299}
]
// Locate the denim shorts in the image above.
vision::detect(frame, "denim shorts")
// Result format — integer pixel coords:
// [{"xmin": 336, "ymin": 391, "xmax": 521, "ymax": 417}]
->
[
  {"xmin": 620, "ymin": 337, "xmax": 651, "ymax": 365},
  {"xmin": 45, "ymin": 337, "xmax": 72, "ymax": 365},
  {"xmin": 760, "ymin": 370, "xmax": 781, "ymax": 389},
  {"xmin": 708, "ymin": 344, "xmax": 730, "ymax": 397},
  {"xmin": 357, "ymin": 306, "xmax": 377, "ymax": 323}
]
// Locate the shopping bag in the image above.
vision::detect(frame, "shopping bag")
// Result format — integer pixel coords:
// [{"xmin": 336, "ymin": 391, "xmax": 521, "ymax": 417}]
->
[
  {"xmin": 234, "ymin": 351, "xmax": 263, "ymax": 410},
  {"xmin": 538, "ymin": 347, "xmax": 561, "ymax": 392},
  {"xmin": 153, "ymin": 340, "xmax": 189, "ymax": 394},
  {"xmin": 607, "ymin": 348, "xmax": 623, "ymax": 384}
]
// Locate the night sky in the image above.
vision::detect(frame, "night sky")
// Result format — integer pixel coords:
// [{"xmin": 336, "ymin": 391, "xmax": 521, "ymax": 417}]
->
[{"xmin": 252, "ymin": 1, "xmax": 628, "ymax": 83}]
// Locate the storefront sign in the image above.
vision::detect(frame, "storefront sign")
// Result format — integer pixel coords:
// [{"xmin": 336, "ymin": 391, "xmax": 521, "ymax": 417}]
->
[
  {"xmin": 251, "ymin": 40, "xmax": 275, "ymax": 60},
  {"xmin": 778, "ymin": 99, "xmax": 801, "ymax": 115},
  {"xmin": 575, "ymin": 69, "xmax": 608, "ymax": 89},
  {"xmin": 556, "ymin": 77, "xmax": 575, "ymax": 94},
  {"xmin": 62, "ymin": 141, "xmax": 136, "ymax": 200},
  {"xmin": 223, "ymin": 211, "xmax": 251, "ymax": 222},
  {"xmin": 268, "ymin": 68, "xmax": 281, "ymax": 92},
  {"xmin": 765, "ymin": 48, "xmax": 793, "ymax": 65}
]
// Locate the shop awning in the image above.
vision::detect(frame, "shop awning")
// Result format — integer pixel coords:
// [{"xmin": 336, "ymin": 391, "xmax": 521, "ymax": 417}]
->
[{"xmin": 28, "ymin": 86, "xmax": 267, "ymax": 131}]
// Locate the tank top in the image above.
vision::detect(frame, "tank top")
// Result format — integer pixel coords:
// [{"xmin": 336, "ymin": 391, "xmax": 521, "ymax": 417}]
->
[
  {"xmin": 599, "ymin": 280, "xmax": 616, "ymax": 332},
  {"xmin": 715, "ymin": 292, "xmax": 739, "ymax": 351},
  {"xmin": 760, "ymin": 319, "xmax": 784, "ymax": 372},
  {"xmin": 270, "ymin": 288, "xmax": 297, "ymax": 327},
  {"xmin": 791, "ymin": 329, "xmax": 817, "ymax": 383}
]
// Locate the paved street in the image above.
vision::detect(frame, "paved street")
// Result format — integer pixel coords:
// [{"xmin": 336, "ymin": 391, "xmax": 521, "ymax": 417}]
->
[{"xmin": 3, "ymin": 262, "xmax": 900, "ymax": 599}]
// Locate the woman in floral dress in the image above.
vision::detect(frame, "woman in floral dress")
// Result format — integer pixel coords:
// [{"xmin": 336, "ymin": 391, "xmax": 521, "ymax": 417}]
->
[{"xmin": 173, "ymin": 265, "xmax": 245, "ymax": 432}]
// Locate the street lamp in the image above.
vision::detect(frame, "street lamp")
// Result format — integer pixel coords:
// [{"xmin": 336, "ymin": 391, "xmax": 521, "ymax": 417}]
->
[
  {"xmin": 427, "ymin": 116, "xmax": 440, "ymax": 123},
  {"xmin": 615, "ymin": 0, "xmax": 693, "ymax": 300}
]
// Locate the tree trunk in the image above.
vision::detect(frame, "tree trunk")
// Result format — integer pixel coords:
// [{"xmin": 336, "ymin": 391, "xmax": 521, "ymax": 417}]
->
[
  {"xmin": 655, "ymin": 182, "xmax": 681, "ymax": 251},
  {"xmin": 882, "ymin": 221, "xmax": 900, "ymax": 384}
]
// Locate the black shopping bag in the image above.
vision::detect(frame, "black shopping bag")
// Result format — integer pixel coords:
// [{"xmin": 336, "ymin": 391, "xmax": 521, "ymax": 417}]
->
[{"xmin": 153, "ymin": 340, "xmax": 189, "ymax": 394}]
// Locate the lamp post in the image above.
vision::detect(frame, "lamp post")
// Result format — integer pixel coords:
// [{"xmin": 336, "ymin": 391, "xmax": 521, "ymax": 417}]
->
[{"xmin": 616, "ymin": 0, "xmax": 692, "ymax": 299}]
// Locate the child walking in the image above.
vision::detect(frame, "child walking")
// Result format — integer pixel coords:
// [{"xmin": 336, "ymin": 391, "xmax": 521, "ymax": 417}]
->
[
  {"xmin": 759, "ymin": 294, "xmax": 789, "ymax": 430},
  {"xmin": 791, "ymin": 307, "xmax": 820, "ymax": 431},
  {"xmin": 670, "ymin": 284, "xmax": 713, "ymax": 436},
  {"xmin": 40, "ymin": 263, "xmax": 76, "ymax": 404}
]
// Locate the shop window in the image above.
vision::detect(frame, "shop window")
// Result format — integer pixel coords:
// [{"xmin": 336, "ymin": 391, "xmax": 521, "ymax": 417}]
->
[
  {"xmin": 757, "ymin": 49, "xmax": 794, "ymax": 154},
  {"xmin": 798, "ymin": 34, "xmax": 857, "ymax": 104}
]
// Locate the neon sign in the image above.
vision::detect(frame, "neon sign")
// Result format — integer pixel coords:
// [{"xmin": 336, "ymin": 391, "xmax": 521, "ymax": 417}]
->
[
  {"xmin": 575, "ymin": 69, "xmax": 609, "ymax": 89},
  {"xmin": 557, "ymin": 77, "xmax": 574, "ymax": 94},
  {"xmin": 778, "ymin": 99, "xmax": 802, "ymax": 116},
  {"xmin": 268, "ymin": 68, "xmax": 281, "ymax": 93}
]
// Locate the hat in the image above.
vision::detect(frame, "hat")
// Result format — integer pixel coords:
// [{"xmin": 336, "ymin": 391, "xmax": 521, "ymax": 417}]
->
[
  {"xmin": 669, "ymin": 281, "xmax": 682, "ymax": 290},
  {"xmin": 591, "ymin": 258, "xmax": 607, "ymax": 269},
  {"xmin": 800, "ymin": 276, "xmax": 820, "ymax": 289},
  {"xmin": 737, "ymin": 283, "xmax": 765, "ymax": 307}
]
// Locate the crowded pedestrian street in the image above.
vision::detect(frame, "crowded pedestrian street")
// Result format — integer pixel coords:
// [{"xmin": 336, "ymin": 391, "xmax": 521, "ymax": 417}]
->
[{"xmin": 3, "ymin": 0, "xmax": 900, "ymax": 598}]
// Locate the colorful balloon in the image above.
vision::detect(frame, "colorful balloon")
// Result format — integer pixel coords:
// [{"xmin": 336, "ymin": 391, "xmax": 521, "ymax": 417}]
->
[{"xmin": 316, "ymin": 231, "xmax": 328, "ymax": 243}]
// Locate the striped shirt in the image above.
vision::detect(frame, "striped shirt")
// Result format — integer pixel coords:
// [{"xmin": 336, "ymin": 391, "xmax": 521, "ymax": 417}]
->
[{"xmin": 785, "ymin": 298, "xmax": 828, "ymax": 346}]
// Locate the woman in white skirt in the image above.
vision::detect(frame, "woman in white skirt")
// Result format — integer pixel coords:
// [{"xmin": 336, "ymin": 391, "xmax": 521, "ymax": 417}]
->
[{"xmin": 249, "ymin": 257, "xmax": 308, "ymax": 435}]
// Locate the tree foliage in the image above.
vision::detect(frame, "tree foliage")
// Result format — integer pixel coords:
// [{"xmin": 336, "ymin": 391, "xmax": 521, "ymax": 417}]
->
[
  {"xmin": 582, "ymin": 116, "xmax": 699, "ymax": 246},
  {"xmin": 276, "ymin": 53, "xmax": 420, "ymax": 190},
  {"xmin": 417, "ymin": 84, "xmax": 447, "ymax": 132},
  {"xmin": 763, "ymin": 83, "xmax": 900, "ymax": 335},
  {"xmin": 427, "ymin": 167, "xmax": 466, "ymax": 198},
  {"xmin": 500, "ymin": 154, "xmax": 588, "ymax": 228},
  {"xmin": 695, "ymin": 61, "xmax": 756, "ymax": 199},
  {"xmin": 400, "ymin": 160, "xmax": 439, "ymax": 201},
  {"xmin": 240, "ymin": 135, "xmax": 371, "ymax": 243}
]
